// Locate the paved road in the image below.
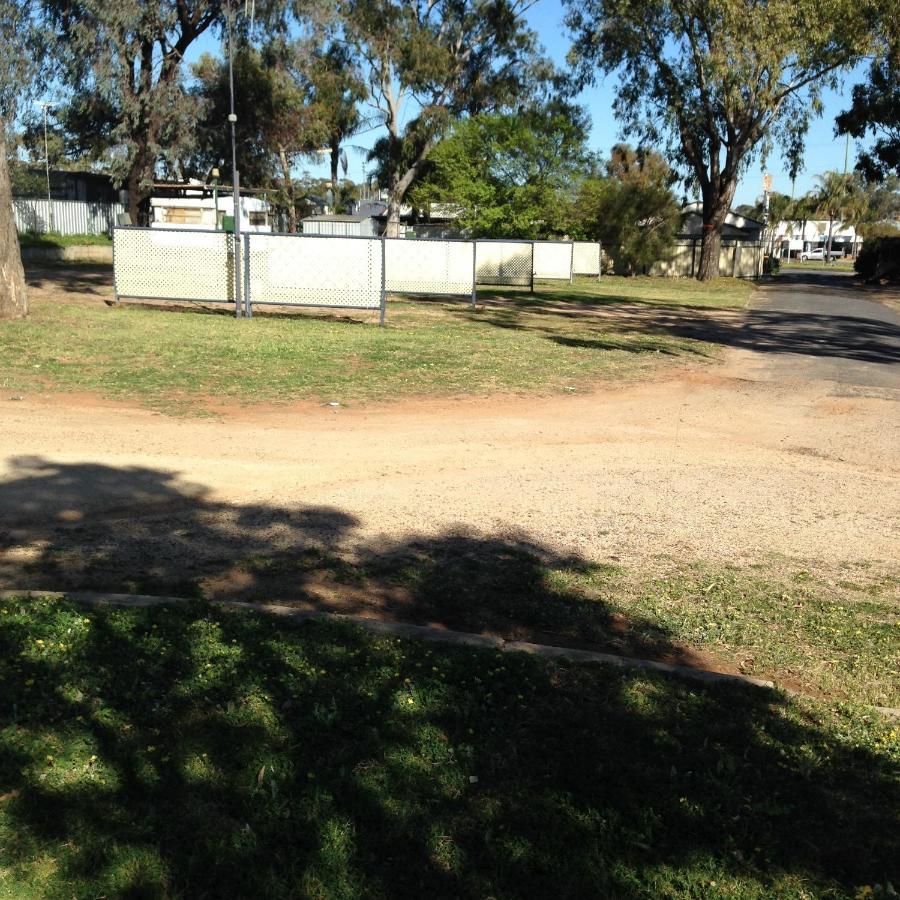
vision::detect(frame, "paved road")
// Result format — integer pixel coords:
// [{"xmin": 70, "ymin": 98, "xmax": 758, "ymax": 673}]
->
[{"xmin": 744, "ymin": 269, "xmax": 900, "ymax": 394}]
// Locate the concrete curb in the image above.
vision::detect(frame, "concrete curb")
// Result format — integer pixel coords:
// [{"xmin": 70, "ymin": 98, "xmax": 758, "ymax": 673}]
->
[{"xmin": 1, "ymin": 589, "xmax": 776, "ymax": 690}]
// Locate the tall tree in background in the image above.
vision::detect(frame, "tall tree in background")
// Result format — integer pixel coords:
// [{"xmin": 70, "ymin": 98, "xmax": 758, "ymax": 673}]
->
[
  {"xmin": 568, "ymin": 144, "xmax": 680, "ymax": 274},
  {"xmin": 565, "ymin": 0, "xmax": 877, "ymax": 280},
  {"xmin": 42, "ymin": 0, "xmax": 229, "ymax": 224},
  {"xmin": 410, "ymin": 105, "xmax": 589, "ymax": 237},
  {"xmin": 342, "ymin": 0, "xmax": 546, "ymax": 236},
  {"xmin": 304, "ymin": 42, "xmax": 367, "ymax": 209},
  {"xmin": 811, "ymin": 171, "xmax": 865, "ymax": 261},
  {"xmin": 1, "ymin": 0, "xmax": 45, "ymax": 319},
  {"xmin": 836, "ymin": 42, "xmax": 900, "ymax": 182}
]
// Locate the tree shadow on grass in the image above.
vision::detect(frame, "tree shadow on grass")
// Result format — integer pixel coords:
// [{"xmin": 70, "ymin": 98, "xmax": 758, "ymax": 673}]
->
[
  {"xmin": 0, "ymin": 459, "xmax": 897, "ymax": 895},
  {"xmin": 0, "ymin": 591, "xmax": 896, "ymax": 898}
]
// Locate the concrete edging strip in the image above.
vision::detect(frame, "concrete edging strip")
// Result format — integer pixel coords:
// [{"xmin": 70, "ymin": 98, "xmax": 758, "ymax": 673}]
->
[{"xmin": 1, "ymin": 589, "xmax": 775, "ymax": 690}]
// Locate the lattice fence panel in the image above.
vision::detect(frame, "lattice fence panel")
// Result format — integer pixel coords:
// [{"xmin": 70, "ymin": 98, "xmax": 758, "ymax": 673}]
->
[
  {"xmin": 474, "ymin": 241, "xmax": 533, "ymax": 286},
  {"xmin": 572, "ymin": 241, "xmax": 602, "ymax": 276},
  {"xmin": 247, "ymin": 234, "xmax": 383, "ymax": 308},
  {"xmin": 385, "ymin": 239, "xmax": 474, "ymax": 296},
  {"xmin": 114, "ymin": 227, "xmax": 233, "ymax": 302},
  {"xmin": 532, "ymin": 241, "xmax": 573, "ymax": 280}
]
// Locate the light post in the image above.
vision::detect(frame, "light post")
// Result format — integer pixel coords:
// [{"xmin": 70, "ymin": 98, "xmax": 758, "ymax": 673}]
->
[
  {"xmin": 39, "ymin": 102, "xmax": 54, "ymax": 233},
  {"xmin": 226, "ymin": 3, "xmax": 243, "ymax": 318}
]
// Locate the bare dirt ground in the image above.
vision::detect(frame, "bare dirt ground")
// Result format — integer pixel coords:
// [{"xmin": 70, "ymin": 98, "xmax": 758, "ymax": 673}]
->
[{"xmin": 1, "ymin": 269, "xmax": 898, "ymax": 658}]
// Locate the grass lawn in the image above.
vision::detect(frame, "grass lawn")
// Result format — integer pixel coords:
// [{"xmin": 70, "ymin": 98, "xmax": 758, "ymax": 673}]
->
[
  {"xmin": 17, "ymin": 233, "xmax": 112, "ymax": 247},
  {"xmin": 2, "ymin": 272, "xmax": 751, "ymax": 412},
  {"xmin": 781, "ymin": 259, "xmax": 856, "ymax": 272},
  {"xmin": 0, "ymin": 595, "xmax": 897, "ymax": 899}
]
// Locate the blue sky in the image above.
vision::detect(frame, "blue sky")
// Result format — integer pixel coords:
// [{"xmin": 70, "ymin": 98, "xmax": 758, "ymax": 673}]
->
[{"xmin": 186, "ymin": 0, "xmax": 870, "ymax": 206}]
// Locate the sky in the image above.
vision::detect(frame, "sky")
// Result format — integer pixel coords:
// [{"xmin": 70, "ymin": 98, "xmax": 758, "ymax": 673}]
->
[{"xmin": 187, "ymin": 0, "xmax": 871, "ymax": 206}]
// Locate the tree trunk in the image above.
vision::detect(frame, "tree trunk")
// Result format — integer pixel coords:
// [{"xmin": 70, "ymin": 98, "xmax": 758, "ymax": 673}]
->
[
  {"xmin": 330, "ymin": 141, "xmax": 341, "ymax": 212},
  {"xmin": 0, "ymin": 117, "xmax": 27, "ymax": 320},
  {"xmin": 384, "ymin": 196, "xmax": 402, "ymax": 237},
  {"xmin": 277, "ymin": 147, "xmax": 296, "ymax": 233},
  {"xmin": 126, "ymin": 163, "xmax": 153, "ymax": 227},
  {"xmin": 696, "ymin": 183, "xmax": 737, "ymax": 281},
  {"xmin": 696, "ymin": 224, "xmax": 723, "ymax": 281},
  {"xmin": 826, "ymin": 215, "xmax": 834, "ymax": 263}
]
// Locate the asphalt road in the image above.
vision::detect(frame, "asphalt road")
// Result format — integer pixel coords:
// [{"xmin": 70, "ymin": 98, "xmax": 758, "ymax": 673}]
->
[{"xmin": 746, "ymin": 269, "xmax": 900, "ymax": 394}]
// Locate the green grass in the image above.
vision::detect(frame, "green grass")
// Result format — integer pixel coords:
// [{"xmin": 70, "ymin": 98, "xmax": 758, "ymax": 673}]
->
[
  {"xmin": 17, "ymin": 232, "xmax": 112, "ymax": 247},
  {"xmin": 0, "ymin": 595, "xmax": 897, "ymax": 899},
  {"xmin": 2, "ymin": 273, "xmax": 751, "ymax": 412},
  {"xmin": 781, "ymin": 259, "xmax": 856, "ymax": 272},
  {"xmin": 215, "ymin": 546, "xmax": 898, "ymax": 708}
]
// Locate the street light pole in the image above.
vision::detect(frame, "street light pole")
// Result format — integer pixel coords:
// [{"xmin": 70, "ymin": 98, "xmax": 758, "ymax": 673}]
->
[
  {"xmin": 39, "ymin": 102, "xmax": 54, "ymax": 233},
  {"xmin": 226, "ymin": 3, "xmax": 243, "ymax": 318}
]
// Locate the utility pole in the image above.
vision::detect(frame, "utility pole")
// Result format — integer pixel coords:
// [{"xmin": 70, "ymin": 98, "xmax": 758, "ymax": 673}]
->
[
  {"xmin": 39, "ymin": 102, "xmax": 54, "ymax": 233},
  {"xmin": 226, "ymin": 2, "xmax": 243, "ymax": 318}
]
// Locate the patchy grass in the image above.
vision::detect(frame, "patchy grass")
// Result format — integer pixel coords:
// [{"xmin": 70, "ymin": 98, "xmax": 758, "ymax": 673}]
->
[
  {"xmin": 781, "ymin": 259, "xmax": 856, "ymax": 272},
  {"xmin": 2, "ymin": 271, "xmax": 751, "ymax": 412},
  {"xmin": 209, "ymin": 546, "xmax": 898, "ymax": 708},
  {"xmin": 17, "ymin": 232, "xmax": 112, "ymax": 247},
  {"xmin": 0, "ymin": 595, "xmax": 896, "ymax": 899}
]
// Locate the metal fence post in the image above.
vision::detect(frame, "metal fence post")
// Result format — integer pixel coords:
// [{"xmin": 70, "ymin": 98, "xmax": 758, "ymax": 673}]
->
[
  {"xmin": 243, "ymin": 232, "xmax": 252, "ymax": 317},
  {"xmin": 379, "ymin": 237, "xmax": 387, "ymax": 326},
  {"xmin": 569, "ymin": 242, "xmax": 574, "ymax": 285},
  {"xmin": 470, "ymin": 241, "xmax": 477, "ymax": 308},
  {"xmin": 530, "ymin": 242, "xmax": 535, "ymax": 294},
  {"xmin": 112, "ymin": 227, "xmax": 120, "ymax": 305},
  {"xmin": 597, "ymin": 242, "xmax": 602, "ymax": 281}
]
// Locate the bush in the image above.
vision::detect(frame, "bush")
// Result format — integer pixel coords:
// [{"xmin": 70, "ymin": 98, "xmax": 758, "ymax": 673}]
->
[
  {"xmin": 855, "ymin": 236, "xmax": 900, "ymax": 282},
  {"xmin": 763, "ymin": 255, "xmax": 780, "ymax": 275},
  {"xmin": 17, "ymin": 231, "xmax": 112, "ymax": 248}
]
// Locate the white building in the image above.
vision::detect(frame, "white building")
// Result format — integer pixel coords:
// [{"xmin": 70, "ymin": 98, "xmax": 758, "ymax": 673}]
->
[
  {"xmin": 150, "ymin": 193, "xmax": 272, "ymax": 232},
  {"xmin": 767, "ymin": 220, "xmax": 863, "ymax": 258}
]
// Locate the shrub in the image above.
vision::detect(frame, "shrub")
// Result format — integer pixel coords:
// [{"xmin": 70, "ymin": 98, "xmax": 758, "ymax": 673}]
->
[
  {"xmin": 855, "ymin": 236, "xmax": 900, "ymax": 281},
  {"xmin": 763, "ymin": 255, "xmax": 780, "ymax": 275}
]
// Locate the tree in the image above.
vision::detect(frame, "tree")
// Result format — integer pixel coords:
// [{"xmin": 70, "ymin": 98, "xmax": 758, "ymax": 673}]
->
[
  {"xmin": 303, "ymin": 42, "xmax": 368, "ymax": 210},
  {"xmin": 568, "ymin": 144, "xmax": 680, "ymax": 274},
  {"xmin": 836, "ymin": 51, "xmax": 900, "ymax": 182},
  {"xmin": 810, "ymin": 171, "xmax": 866, "ymax": 261},
  {"xmin": 1, "ymin": 0, "xmax": 45, "ymax": 319},
  {"xmin": 342, "ymin": 0, "xmax": 546, "ymax": 236},
  {"xmin": 409, "ymin": 105, "xmax": 589, "ymax": 238},
  {"xmin": 566, "ymin": 0, "xmax": 877, "ymax": 280}
]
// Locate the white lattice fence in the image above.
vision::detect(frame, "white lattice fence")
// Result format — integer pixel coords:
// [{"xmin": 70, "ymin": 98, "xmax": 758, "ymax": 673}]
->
[
  {"xmin": 246, "ymin": 233, "xmax": 384, "ymax": 310},
  {"xmin": 533, "ymin": 241, "xmax": 573, "ymax": 281},
  {"xmin": 113, "ymin": 228, "xmax": 234, "ymax": 303},
  {"xmin": 474, "ymin": 241, "xmax": 533, "ymax": 286},
  {"xmin": 385, "ymin": 239, "xmax": 475, "ymax": 297},
  {"xmin": 572, "ymin": 241, "xmax": 601, "ymax": 276}
]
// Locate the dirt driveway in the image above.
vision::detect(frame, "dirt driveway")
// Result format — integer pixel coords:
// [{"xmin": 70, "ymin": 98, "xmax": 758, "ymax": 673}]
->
[{"xmin": 2, "ymin": 271, "xmax": 898, "ymax": 611}]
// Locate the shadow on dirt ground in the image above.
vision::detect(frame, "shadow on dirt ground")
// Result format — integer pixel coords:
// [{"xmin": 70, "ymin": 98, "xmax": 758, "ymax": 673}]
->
[
  {"xmin": 0, "ymin": 512, "xmax": 896, "ymax": 896},
  {"xmin": 0, "ymin": 456, "xmax": 706, "ymax": 668}
]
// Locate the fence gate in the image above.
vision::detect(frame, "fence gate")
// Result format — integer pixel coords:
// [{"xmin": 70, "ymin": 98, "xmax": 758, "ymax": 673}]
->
[{"xmin": 384, "ymin": 238, "xmax": 476, "ymax": 303}]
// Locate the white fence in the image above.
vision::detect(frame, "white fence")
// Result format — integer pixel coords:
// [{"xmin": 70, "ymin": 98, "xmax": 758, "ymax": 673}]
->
[
  {"xmin": 113, "ymin": 228, "xmax": 233, "ymax": 303},
  {"xmin": 247, "ymin": 233, "xmax": 384, "ymax": 310},
  {"xmin": 385, "ymin": 238, "xmax": 475, "ymax": 299},
  {"xmin": 113, "ymin": 229, "xmax": 587, "ymax": 323},
  {"xmin": 533, "ymin": 241, "xmax": 574, "ymax": 281},
  {"xmin": 474, "ymin": 241, "xmax": 534, "ymax": 286},
  {"xmin": 573, "ymin": 241, "xmax": 602, "ymax": 277},
  {"xmin": 14, "ymin": 198, "xmax": 125, "ymax": 236}
]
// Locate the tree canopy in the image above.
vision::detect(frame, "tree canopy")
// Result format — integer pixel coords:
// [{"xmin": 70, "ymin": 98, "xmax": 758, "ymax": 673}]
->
[
  {"xmin": 410, "ymin": 105, "xmax": 590, "ymax": 238},
  {"xmin": 344, "ymin": 0, "xmax": 548, "ymax": 235},
  {"xmin": 565, "ymin": 0, "xmax": 879, "ymax": 279}
]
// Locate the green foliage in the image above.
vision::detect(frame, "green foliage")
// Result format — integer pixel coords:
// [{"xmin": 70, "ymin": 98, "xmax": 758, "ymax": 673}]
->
[
  {"xmin": 565, "ymin": 0, "xmax": 879, "ymax": 279},
  {"xmin": 342, "ymin": 0, "xmax": 547, "ymax": 232},
  {"xmin": 17, "ymin": 231, "xmax": 111, "ymax": 247},
  {"xmin": 410, "ymin": 107, "xmax": 590, "ymax": 238},
  {"xmin": 567, "ymin": 145, "xmax": 680, "ymax": 275},
  {"xmin": 836, "ymin": 42, "xmax": 900, "ymax": 181},
  {"xmin": 855, "ymin": 235, "xmax": 900, "ymax": 281}
]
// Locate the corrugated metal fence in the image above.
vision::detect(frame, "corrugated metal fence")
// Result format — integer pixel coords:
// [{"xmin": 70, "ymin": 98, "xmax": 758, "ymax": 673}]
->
[{"xmin": 13, "ymin": 198, "xmax": 125, "ymax": 236}]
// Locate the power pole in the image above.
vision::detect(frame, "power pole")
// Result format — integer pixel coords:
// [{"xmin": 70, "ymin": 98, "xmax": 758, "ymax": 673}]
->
[
  {"xmin": 226, "ymin": 2, "xmax": 243, "ymax": 318},
  {"xmin": 39, "ymin": 102, "xmax": 54, "ymax": 233}
]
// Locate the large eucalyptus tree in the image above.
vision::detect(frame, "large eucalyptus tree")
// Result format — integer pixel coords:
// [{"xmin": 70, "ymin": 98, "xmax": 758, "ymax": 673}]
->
[{"xmin": 565, "ymin": 0, "xmax": 881, "ymax": 279}]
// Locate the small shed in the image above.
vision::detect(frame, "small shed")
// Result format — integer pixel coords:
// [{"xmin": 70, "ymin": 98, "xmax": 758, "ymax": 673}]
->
[{"xmin": 301, "ymin": 214, "xmax": 377, "ymax": 237}]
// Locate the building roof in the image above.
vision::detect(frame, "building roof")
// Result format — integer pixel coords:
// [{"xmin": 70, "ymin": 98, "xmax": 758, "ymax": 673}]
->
[
  {"xmin": 680, "ymin": 201, "xmax": 765, "ymax": 232},
  {"xmin": 302, "ymin": 214, "xmax": 372, "ymax": 223}
]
